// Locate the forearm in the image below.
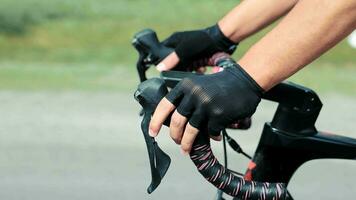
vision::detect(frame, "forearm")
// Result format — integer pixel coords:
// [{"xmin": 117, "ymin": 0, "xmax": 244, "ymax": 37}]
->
[
  {"xmin": 239, "ymin": 0, "xmax": 356, "ymax": 91},
  {"xmin": 219, "ymin": 0, "xmax": 298, "ymax": 43}
]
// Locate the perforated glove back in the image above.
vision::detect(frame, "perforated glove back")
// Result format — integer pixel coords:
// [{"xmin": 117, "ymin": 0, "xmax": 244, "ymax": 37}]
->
[
  {"xmin": 165, "ymin": 58, "xmax": 263, "ymax": 136},
  {"xmin": 162, "ymin": 24, "xmax": 237, "ymax": 66}
]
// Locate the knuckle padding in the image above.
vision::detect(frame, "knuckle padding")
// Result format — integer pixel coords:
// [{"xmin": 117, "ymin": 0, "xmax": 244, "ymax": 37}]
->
[{"xmin": 190, "ymin": 136, "xmax": 288, "ymax": 199}]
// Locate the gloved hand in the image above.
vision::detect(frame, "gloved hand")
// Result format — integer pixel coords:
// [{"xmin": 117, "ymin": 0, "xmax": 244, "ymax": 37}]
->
[
  {"xmin": 149, "ymin": 57, "xmax": 263, "ymax": 154},
  {"xmin": 162, "ymin": 24, "xmax": 237, "ymax": 66}
]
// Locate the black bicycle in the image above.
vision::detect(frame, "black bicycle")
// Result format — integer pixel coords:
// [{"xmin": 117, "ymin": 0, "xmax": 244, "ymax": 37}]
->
[{"xmin": 132, "ymin": 29, "xmax": 356, "ymax": 200}]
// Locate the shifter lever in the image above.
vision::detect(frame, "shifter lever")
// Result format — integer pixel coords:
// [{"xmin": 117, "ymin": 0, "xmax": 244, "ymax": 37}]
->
[{"xmin": 134, "ymin": 78, "xmax": 171, "ymax": 193}]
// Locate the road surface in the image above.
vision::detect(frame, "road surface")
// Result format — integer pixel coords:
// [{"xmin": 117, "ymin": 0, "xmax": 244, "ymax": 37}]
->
[{"xmin": 0, "ymin": 91, "xmax": 355, "ymax": 200}]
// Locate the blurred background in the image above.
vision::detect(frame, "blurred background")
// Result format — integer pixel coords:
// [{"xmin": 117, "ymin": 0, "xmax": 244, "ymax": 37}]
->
[{"xmin": 0, "ymin": 0, "xmax": 355, "ymax": 199}]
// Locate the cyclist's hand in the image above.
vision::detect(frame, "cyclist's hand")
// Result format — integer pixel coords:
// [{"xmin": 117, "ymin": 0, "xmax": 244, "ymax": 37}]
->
[
  {"xmin": 149, "ymin": 60, "xmax": 263, "ymax": 154},
  {"xmin": 156, "ymin": 24, "xmax": 237, "ymax": 71}
]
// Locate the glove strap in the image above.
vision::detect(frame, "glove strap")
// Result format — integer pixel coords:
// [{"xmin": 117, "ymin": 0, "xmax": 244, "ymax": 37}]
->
[{"xmin": 205, "ymin": 24, "xmax": 238, "ymax": 54}]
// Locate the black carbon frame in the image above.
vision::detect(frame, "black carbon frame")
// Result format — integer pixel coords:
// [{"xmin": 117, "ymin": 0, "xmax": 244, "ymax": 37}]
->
[{"xmin": 244, "ymin": 83, "xmax": 356, "ymax": 185}]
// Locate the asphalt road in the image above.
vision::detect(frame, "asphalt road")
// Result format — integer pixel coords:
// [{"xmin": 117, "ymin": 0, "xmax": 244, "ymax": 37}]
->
[{"xmin": 0, "ymin": 91, "xmax": 355, "ymax": 200}]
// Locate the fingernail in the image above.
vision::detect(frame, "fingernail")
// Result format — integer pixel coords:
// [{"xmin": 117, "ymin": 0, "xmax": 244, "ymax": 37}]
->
[
  {"xmin": 149, "ymin": 129, "xmax": 156, "ymax": 137},
  {"xmin": 181, "ymin": 149, "xmax": 188, "ymax": 156},
  {"xmin": 156, "ymin": 63, "xmax": 166, "ymax": 71}
]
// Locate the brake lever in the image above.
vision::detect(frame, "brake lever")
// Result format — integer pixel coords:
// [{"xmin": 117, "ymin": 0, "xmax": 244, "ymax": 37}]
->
[
  {"xmin": 140, "ymin": 111, "xmax": 171, "ymax": 193},
  {"xmin": 134, "ymin": 78, "xmax": 171, "ymax": 193},
  {"xmin": 132, "ymin": 29, "xmax": 180, "ymax": 193}
]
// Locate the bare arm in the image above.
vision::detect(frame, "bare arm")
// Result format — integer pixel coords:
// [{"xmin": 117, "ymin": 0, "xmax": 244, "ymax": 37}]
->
[
  {"xmin": 239, "ymin": 0, "xmax": 356, "ymax": 90},
  {"xmin": 157, "ymin": 0, "xmax": 299, "ymax": 71},
  {"xmin": 151, "ymin": 0, "xmax": 356, "ymax": 154},
  {"xmin": 219, "ymin": 0, "xmax": 298, "ymax": 42},
  {"xmin": 161, "ymin": 0, "xmax": 356, "ymax": 87}
]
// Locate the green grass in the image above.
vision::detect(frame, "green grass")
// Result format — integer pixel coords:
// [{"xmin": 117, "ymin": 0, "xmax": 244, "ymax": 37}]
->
[
  {"xmin": 0, "ymin": 62, "xmax": 139, "ymax": 91},
  {"xmin": 0, "ymin": 0, "xmax": 355, "ymax": 94},
  {"xmin": 289, "ymin": 63, "xmax": 356, "ymax": 95},
  {"xmin": 0, "ymin": 61, "xmax": 355, "ymax": 95}
]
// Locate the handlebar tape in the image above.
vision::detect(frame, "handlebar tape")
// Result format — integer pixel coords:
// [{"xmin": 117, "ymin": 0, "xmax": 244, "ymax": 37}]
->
[
  {"xmin": 191, "ymin": 133, "xmax": 288, "ymax": 200},
  {"xmin": 187, "ymin": 53, "xmax": 289, "ymax": 199}
]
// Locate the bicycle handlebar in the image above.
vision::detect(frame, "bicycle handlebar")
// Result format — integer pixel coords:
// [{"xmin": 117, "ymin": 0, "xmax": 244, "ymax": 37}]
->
[
  {"xmin": 135, "ymin": 73, "xmax": 289, "ymax": 199},
  {"xmin": 133, "ymin": 29, "xmax": 290, "ymax": 199},
  {"xmin": 192, "ymin": 135, "xmax": 287, "ymax": 199}
]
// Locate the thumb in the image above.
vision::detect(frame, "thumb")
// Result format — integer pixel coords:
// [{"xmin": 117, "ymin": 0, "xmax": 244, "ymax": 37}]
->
[{"xmin": 156, "ymin": 51, "xmax": 180, "ymax": 71}]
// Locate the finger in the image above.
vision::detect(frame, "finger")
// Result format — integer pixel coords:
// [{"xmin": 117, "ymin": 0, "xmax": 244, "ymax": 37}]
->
[
  {"xmin": 175, "ymin": 94, "xmax": 195, "ymax": 118},
  {"xmin": 187, "ymin": 110, "xmax": 205, "ymax": 131},
  {"xmin": 150, "ymin": 83, "xmax": 184, "ymax": 136},
  {"xmin": 210, "ymin": 135, "xmax": 222, "ymax": 141},
  {"xmin": 149, "ymin": 98, "xmax": 176, "ymax": 137},
  {"xmin": 169, "ymin": 110, "xmax": 188, "ymax": 144},
  {"xmin": 170, "ymin": 95, "xmax": 195, "ymax": 144},
  {"xmin": 180, "ymin": 122, "xmax": 199, "ymax": 155},
  {"xmin": 156, "ymin": 52, "xmax": 180, "ymax": 71},
  {"xmin": 165, "ymin": 80, "xmax": 184, "ymax": 106}
]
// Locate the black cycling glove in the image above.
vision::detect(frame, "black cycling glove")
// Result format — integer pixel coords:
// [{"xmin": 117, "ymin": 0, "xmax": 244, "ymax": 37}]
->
[
  {"xmin": 165, "ymin": 58, "xmax": 263, "ymax": 136},
  {"xmin": 162, "ymin": 24, "xmax": 237, "ymax": 66}
]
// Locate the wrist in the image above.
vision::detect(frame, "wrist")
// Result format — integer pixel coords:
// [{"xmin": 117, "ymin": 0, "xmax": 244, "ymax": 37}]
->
[
  {"xmin": 205, "ymin": 24, "xmax": 238, "ymax": 54},
  {"xmin": 217, "ymin": 20, "xmax": 244, "ymax": 43},
  {"xmin": 213, "ymin": 56, "xmax": 264, "ymax": 95},
  {"xmin": 237, "ymin": 60, "xmax": 274, "ymax": 91},
  {"xmin": 229, "ymin": 63, "xmax": 265, "ymax": 95}
]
